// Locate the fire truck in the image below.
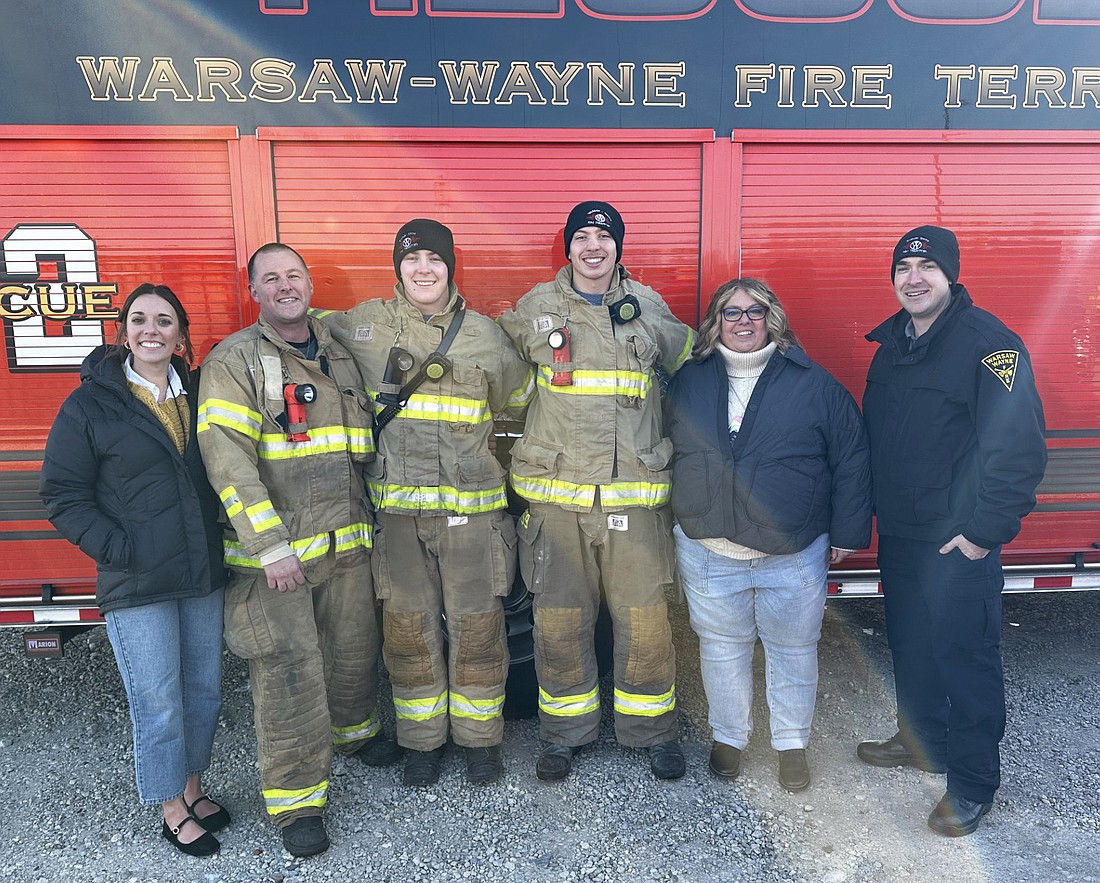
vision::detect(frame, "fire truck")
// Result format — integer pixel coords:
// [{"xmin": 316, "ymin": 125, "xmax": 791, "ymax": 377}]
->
[{"xmin": 2, "ymin": 0, "xmax": 1099, "ymax": 653}]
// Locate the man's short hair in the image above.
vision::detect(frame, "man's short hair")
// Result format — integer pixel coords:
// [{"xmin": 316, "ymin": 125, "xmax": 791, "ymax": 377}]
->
[{"xmin": 247, "ymin": 242, "xmax": 308, "ymax": 285}]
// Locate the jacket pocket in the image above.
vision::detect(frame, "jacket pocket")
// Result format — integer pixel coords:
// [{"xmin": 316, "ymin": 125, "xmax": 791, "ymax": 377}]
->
[
  {"xmin": 511, "ymin": 437, "xmax": 562, "ymax": 473},
  {"xmin": 458, "ymin": 455, "xmax": 504, "ymax": 485},
  {"xmin": 745, "ymin": 458, "xmax": 819, "ymax": 535},
  {"xmin": 887, "ymin": 459, "xmax": 952, "ymax": 525},
  {"xmin": 670, "ymin": 450, "xmax": 716, "ymax": 519}
]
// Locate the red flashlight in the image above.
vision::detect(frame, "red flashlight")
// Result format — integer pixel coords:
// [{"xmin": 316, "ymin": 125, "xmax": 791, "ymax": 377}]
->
[
  {"xmin": 283, "ymin": 383, "xmax": 316, "ymax": 442},
  {"xmin": 548, "ymin": 327, "xmax": 572, "ymax": 386}
]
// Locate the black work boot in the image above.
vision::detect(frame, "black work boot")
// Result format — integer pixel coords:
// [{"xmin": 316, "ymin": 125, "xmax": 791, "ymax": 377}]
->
[
  {"xmin": 281, "ymin": 816, "xmax": 329, "ymax": 858},
  {"xmin": 465, "ymin": 745, "xmax": 504, "ymax": 785},
  {"xmin": 403, "ymin": 746, "xmax": 445, "ymax": 786},
  {"xmin": 648, "ymin": 740, "xmax": 686, "ymax": 780},
  {"xmin": 536, "ymin": 743, "xmax": 579, "ymax": 782},
  {"xmin": 355, "ymin": 733, "xmax": 403, "ymax": 767}
]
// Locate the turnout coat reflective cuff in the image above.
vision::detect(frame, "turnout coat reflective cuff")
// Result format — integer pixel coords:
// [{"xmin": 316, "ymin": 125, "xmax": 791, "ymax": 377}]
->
[
  {"xmin": 863, "ymin": 286, "xmax": 1047, "ymax": 548},
  {"xmin": 667, "ymin": 346, "xmax": 872, "ymax": 555}
]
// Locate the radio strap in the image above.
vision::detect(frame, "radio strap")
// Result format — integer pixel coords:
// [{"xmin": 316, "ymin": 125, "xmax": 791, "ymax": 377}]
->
[{"xmin": 375, "ymin": 303, "xmax": 466, "ymax": 433}]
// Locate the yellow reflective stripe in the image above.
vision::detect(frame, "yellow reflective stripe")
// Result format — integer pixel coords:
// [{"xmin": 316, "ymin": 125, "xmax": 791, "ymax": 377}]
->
[
  {"xmin": 334, "ymin": 522, "xmax": 373, "ymax": 553},
  {"xmin": 449, "ymin": 691, "xmax": 504, "ymax": 721},
  {"xmin": 263, "ymin": 780, "xmax": 328, "ymax": 816},
  {"xmin": 309, "ymin": 307, "xmax": 335, "ymax": 318},
  {"xmin": 198, "ymin": 398, "xmax": 263, "ymax": 439},
  {"xmin": 245, "ymin": 500, "xmax": 282, "ymax": 533},
  {"xmin": 224, "ymin": 531, "xmax": 332, "ymax": 568},
  {"xmin": 346, "ymin": 426, "xmax": 375, "ymax": 456},
  {"xmin": 506, "ymin": 369, "xmax": 536, "ymax": 409},
  {"xmin": 538, "ymin": 685, "xmax": 599, "ymax": 718},
  {"xmin": 598, "ymin": 481, "xmax": 671, "ymax": 508},
  {"xmin": 535, "ymin": 366, "xmax": 650, "ymax": 398},
  {"xmin": 219, "ymin": 485, "xmax": 244, "ymax": 519},
  {"xmin": 613, "ymin": 685, "xmax": 676, "ymax": 718},
  {"xmin": 257, "ymin": 425, "xmax": 365, "ymax": 460},
  {"xmin": 368, "ymin": 481, "xmax": 507, "ymax": 514},
  {"xmin": 394, "ymin": 692, "xmax": 449, "ymax": 721},
  {"xmin": 383, "ymin": 394, "xmax": 491, "ymax": 425},
  {"xmin": 511, "ymin": 473, "xmax": 669, "ymax": 508},
  {"xmin": 509, "ymin": 473, "xmax": 597, "ymax": 509},
  {"xmin": 332, "ymin": 712, "xmax": 381, "ymax": 745},
  {"xmin": 671, "ymin": 330, "xmax": 694, "ymax": 371}
]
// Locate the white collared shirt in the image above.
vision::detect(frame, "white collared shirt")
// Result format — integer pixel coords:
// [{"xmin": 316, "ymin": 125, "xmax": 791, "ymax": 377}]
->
[{"xmin": 124, "ymin": 355, "xmax": 186, "ymax": 401}]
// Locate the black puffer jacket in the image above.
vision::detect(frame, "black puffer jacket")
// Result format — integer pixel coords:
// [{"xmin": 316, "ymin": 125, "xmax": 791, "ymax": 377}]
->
[
  {"xmin": 668, "ymin": 346, "xmax": 871, "ymax": 556},
  {"xmin": 39, "ymin": 346, "xmax": 226, "ymax": 613}
]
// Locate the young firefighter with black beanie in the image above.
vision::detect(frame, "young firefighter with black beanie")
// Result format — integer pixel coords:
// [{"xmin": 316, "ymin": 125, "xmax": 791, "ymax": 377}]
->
[
  {"xmin": 322, "ymin": 219, "xmax": 534, "ymax": 787},
  {"xmin": 858, "ymin": 224, "xmax": 1047, "ymax": 836},
  {"xmin": 498, "ymin": 201, "xmax": 694, "ymax": 782}
]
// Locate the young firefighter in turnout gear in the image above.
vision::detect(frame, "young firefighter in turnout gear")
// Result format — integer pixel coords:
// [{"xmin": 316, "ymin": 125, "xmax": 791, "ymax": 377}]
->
[
  {"xmin": 197, "ymin": 244, "xmax": 400, "ymax": 858},
  {"xmin": 498, "ymin": 202, "xmax": 694, "ymax": 782},
  {"xmin": 321, "ymin": 220, "xmax": 534, "ymax": 787},
  {"xmin": 857, "ymin": 226, "xmax": 1046, "ymax": 837}
]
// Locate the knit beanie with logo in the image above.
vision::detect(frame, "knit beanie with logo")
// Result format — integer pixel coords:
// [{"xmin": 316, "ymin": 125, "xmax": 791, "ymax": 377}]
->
[{"xmin": 564, "ymin": 201, "xmax": 625, "ymax": 262}]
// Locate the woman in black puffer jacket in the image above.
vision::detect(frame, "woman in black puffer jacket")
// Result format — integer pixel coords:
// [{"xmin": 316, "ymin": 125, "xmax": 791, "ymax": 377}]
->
[{"xmin": 40, "ymin": 284, "xmax": 229, "ymax": 858}]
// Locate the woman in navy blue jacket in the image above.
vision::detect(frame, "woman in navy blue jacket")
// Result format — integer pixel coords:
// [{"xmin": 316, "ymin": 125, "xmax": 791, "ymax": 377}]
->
[
  {"xmin": 667, "ymin": 278, "xmax": 871, "ymax": 792},
  {"xmin": 40, "ymin": 284, "xmax": 229, "ymax": 857}
]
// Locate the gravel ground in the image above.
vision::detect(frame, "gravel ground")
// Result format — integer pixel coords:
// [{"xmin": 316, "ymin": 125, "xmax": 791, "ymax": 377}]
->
[{"xmin": 0, "ymin": 591, "xmax": 1097, "ymax": 883}]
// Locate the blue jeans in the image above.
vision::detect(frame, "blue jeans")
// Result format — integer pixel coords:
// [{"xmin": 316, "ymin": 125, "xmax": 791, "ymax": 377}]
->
[
  {"xmin": 105, "ymin": 590, "xmax": 224, "ymax": 805},
  {"xmin": 674, "ymin": 526, "xmax": 828, "ymax": 751}
]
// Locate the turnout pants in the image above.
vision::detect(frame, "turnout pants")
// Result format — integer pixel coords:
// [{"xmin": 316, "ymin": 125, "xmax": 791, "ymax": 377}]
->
[
  {"xmin": 371, "ymin": 509, "xmax": 515, "ymax": 751},
  {"xmin": 878, "ymin": 535, "xmax": 1006, "ymax": 804},
  {"xmin": 518, "ymin": 500, "xmax": 678, "ymax": 748},
  {"xmin": 222, "ymin": 545, "xmax": 382, "ymax": 827}
]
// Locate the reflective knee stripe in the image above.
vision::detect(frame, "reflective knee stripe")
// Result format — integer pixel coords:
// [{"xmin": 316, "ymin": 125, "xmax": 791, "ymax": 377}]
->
[
  {"xmin": 263, "ymin": 780, "xmax": 328, "ymax": 817},
  {"xmin": 613, "ymin": 685, "xmax": 676, "ymax": 718},
  {"xmin": 449, "ymin": 691, "xmax": 504, "ymax": 721},
  {"xmin": 538, "ymin": 685, "xmax": 599, "ymax": 718},
  {"xmin": 394, "ymin": 691, "xmax": 449, "ymax": 721},
  {"xmin": 332, "ymin": 711, "xmax": 381, "ymax": 745}
]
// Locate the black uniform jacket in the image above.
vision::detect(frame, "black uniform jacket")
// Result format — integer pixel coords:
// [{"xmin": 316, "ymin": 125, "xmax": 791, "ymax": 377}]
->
[
  {"xmin": 863, "ymin": 286, "xmax": 1047, "ymax": 549},
  {"xmin": 668, "ymin": 345, "xmax": 872, "ymax": 556},
  {"xmin": 39, "ymin": 346, "xmax": 226, "ymax": 613}
]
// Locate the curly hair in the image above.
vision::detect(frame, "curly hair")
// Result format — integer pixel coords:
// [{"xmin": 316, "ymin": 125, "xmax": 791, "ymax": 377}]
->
[
  {"xmin": 691, "ymin": 277, "xmax": 798, "ymax": 361},
  {"xmin": 114, "ymin": 283, "xmax": 194, "ymax": 365}
]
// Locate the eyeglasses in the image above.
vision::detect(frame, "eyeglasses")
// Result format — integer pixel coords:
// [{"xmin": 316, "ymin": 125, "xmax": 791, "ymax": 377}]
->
[{"xmin": 720, "ymin": 305, "xmax": 768, "ymax": 322}]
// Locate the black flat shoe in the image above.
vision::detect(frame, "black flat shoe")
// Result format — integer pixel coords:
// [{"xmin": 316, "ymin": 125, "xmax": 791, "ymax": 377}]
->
[
  {"xmin": 185, "ymin": 794, "xmax": 231, "ymax": 833},
  {"xmin": 162, "ymin": 814, "xmax": 220, "ymax": 857}
]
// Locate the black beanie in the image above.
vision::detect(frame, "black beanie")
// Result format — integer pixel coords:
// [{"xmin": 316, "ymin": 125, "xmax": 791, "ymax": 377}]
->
[
  {"xmin": 564, "ymin": 201, "xmax": 625, "ymax": 262},
  {"xmin": 393, "ymin": 219, "xmax": 455, "ymax": 282},
  {"xmin": 891, "ymin": 225, "xmax": 961, "ymax": 286}
]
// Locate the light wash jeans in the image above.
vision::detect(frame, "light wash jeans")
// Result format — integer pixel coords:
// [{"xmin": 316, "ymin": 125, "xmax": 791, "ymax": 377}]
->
[
  {"xmin": 105, "ymin": 589, "xmax": 224, "ymax": 805},
  {"xmin": 674, "ymin": 526, "xmax": 828, "ymax": 751}
]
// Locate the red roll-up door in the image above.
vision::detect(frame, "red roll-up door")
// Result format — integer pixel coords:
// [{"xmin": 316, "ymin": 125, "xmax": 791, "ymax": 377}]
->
[
  {"xmin": 736, "ymin": 134, "xmax": 1100, "ymax": 553},
  {"xmin": 264, "ymin": 132, "xmax": 706, "ymax": 323},
  {"xmin": 0, "ymin": 130, "xmax": 242, "ymax": 593}
]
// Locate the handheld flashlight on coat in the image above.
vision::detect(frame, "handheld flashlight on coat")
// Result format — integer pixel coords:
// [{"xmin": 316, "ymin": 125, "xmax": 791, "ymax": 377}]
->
[
  {"xmin": 283, "ymin": 383, "xmax": 316, "ymax": 442},
  {"xmin": 377, "ymin": 347, "xmax": 414, "ymax": 406},
  {"xmin": 548, "ymin": 327, "xmax": 572, "ymax": 386}
]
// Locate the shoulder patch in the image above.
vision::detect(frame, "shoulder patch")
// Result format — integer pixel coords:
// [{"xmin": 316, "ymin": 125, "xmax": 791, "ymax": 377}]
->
[{"xmin": 981, "ymin": 349, "xmax": 1019, "ymax": 392}]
